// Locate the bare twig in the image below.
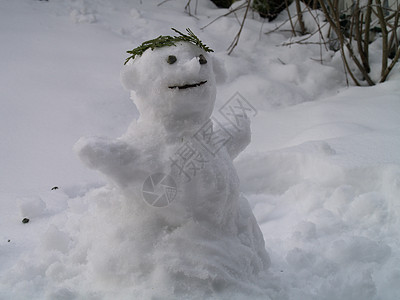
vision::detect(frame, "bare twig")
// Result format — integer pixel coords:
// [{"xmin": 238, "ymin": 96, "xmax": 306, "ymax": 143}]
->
[
  {"xmin": 279, "ymin": 21, "xmax": 330, "ymax": 46},
  {"xmin": 305, "ymin": 4, "xmax": 330, "ymax": 53},
  {"xmin": 318, "ymin": 0, "xmax": 362, "ymax": 85},
  {"xmin": 264, "ymin": 18, "xmax": 292, "ymax": 35},
  {"xmin": 227, "ymin": 0, "xmax": 251, "ymax": 55},
  {"xmin": 381, "ymin": 3, "xmax": 400, "ymax": 82},
  {"xmin": 277, "ymin": 57, "xmax": 286, "ymax": 65},
  {"xmin": 185, "ymin": 0, "xmax": 192, "ymax": 15},
  {"xmin": 363, "ymin": 0, "xmax": 373, "ymax": 71},
  {"xmin": 388, "ymin": 4, "xmax": 400, "ymax": 53},
  {"xmin": 318, "ymin": 0, "xmax": 376, "ymax": 85},
  {"xmin": 295, "ymin": 0, "xmax": 306, "ymax": 35},
  {"xmin": 259, "ymin": 17, "xmax": 266, "ymax": 40},
  {"xmin": 157, "ymin": 0, "xmax": 172, "ymax": 7},
  {"xmin": 382, "ymin": 46, "xmax": 400, "ymax": 82},
  {"xmin": 354, "ymin": 0, "xmax": 371, "ymax": 73},
  {"xmin": 280, "ymin": 39, "xmax": 339, "ymax": 46},
  {"xmin": 185, "ymin": 0, "xmax": 200, "ymax": 19},
  {"xmin": 375, "ymin": 0, "xmax": 389, "ymax": 79},
  {"xmin": 232, "ymin": 9, "xmax": 243, "ymax": 25},
  {"xmin": 200, "ymin": 2, "xmax": 247, "ymax": 30},
  {"xmin": 285, "ymin": 0, "xmax": 297, "ymax": 36}
]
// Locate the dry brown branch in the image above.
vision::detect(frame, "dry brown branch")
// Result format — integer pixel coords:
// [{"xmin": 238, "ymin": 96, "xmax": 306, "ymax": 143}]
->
[
  {"xmin": 185, "ymin": 0, "xmax": 200, "ymax": 19},
  {"xmin": 354, "ymin": 0, "xmax": 371, "ymax": 73},
  {"xmin": 318, "ymin": 0, "xmax": 362, "ymax": 85},
  {"xmin": 363, "ymin": 0, "xmax": 373, "ymax": 71},
  {"xmin": 279, "ymin": 21, "xmax": 331, "ymax": 46},
  {"xmin": 305, "ymin": 4, "xmax": 330, "ymax": 53},
  {"xmin": 200, "ymin": 2, "xmax": 247, "ymax": 30},
  {"xmin": 295, "ymin": 0, "xmax": 306, "ymax": 35},
  {"xmin": 285, "ymin": 0, "xmax": 297, "ymax": 36},
  {"xmin": 157, "ymin": 0, "xmax": 172, "ymax": 7},
  {"xmin": 281, "ymin": 39, "xmax": 339, "ymax": 46},
  {"xmin": 375, "ymin": 0, "xmax": 389, "ymax": 79},
  {"xmin": 227, "ymin": 0, "xmax": 251, "ymax": 55},
  {"xmin": 259, "ymin": 17, "xmax": 267, "ymax": 40},
  {"xmin": 381, "ymin": 3, "xmax": 400, "ymax": 82},
  {"xmin": 264, "ymin": 18, "xmax": 293, "ymax": 35},
  {"xmin": 318, "ymin": 0, "xmax": 377, "ymax": 85}
]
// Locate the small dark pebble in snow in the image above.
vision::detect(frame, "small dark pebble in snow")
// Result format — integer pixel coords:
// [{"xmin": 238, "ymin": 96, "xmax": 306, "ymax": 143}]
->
[
  {"xmin": 22, "ymin": 218, "xmax": 30, "ymax": 224},
  {"xmin": 8, "ymin": 240, "xmax": 10, "ymax": 242},
  {"xmin": 51, "ymin": 186, "xmax": 59, "ymax": 190}
]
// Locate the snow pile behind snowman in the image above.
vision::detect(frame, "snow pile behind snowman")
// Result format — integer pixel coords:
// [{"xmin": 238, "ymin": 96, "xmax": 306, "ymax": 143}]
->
[{"xmin": 3, "ymin": 30, "xmax": 280, "ymax": 299}]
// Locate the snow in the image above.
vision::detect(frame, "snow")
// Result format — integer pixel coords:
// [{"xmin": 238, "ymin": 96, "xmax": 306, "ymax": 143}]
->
[{"xmin": 1, "ymin": 0, "xmax": 400, "ymax": 299}]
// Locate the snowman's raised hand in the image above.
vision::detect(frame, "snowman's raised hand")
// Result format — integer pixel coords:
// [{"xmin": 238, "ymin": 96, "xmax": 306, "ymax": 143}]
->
[
  {"xmin": 222, "ymin": 116, "xmax": 251, "ymax": 160},
  {"xmin": 74, "ymin": 137, "xmax": 139, "ymax": 188}
]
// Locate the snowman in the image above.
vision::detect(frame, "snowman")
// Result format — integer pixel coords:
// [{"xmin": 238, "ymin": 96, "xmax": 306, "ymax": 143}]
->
[{"xmin": 74, "ymin": 29, "xmax": 271, "ymax": 297}]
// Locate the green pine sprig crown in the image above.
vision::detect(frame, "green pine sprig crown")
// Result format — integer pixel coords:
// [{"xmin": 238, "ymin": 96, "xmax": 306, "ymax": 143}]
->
[{"xmin": 124, "ymin": 28, "xmax": 214, "ymax": 65}]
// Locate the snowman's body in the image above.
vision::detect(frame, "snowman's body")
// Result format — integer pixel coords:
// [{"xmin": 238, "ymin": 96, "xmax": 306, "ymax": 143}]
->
[{"xmin": 75, "ymin": 41, "xmax": 270, "ymax": 297}]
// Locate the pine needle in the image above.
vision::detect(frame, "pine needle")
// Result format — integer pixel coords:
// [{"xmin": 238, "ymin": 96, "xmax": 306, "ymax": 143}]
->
[{"xmin": 124, "ymin": 28, "xmax": 213, "ymax": 65}]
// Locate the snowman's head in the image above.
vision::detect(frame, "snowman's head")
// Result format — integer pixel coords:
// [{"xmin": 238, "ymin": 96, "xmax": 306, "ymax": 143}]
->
[{"xmin": 121, "ymin": 41, "xmax": 225, "ymax": 127}]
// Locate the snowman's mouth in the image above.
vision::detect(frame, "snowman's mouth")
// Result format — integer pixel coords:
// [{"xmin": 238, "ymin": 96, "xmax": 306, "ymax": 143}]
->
[{"xmin": 169, "ymin": 81, "xmax": 207, "ymax": 90}]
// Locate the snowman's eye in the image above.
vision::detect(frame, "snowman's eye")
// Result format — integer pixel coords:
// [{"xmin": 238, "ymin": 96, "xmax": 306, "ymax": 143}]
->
[
  {"xmin": 167, "ymin": 55, "xmax": 177, "ymax": 64},
  {"xmin": 199, "ymin": 54, "xmax": 207, "ymax": 65}
]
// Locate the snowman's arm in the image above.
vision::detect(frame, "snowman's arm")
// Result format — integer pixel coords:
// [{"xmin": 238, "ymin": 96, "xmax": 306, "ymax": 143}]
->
[
  {"xmin": 223, "ymin": 117, "xmax": 251, "ymax": 160},
  {"xmin": 74, "ymin": 137, "xmax": 138, "ymax": 187}
]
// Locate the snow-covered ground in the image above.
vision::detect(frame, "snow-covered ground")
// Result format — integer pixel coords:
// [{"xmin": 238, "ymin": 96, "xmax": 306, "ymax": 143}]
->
[{"xmin": 1, "ymin": 0, "xmax": 399, "ymax": 299}]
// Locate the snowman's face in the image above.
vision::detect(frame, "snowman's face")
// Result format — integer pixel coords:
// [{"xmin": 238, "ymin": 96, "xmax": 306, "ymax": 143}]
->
[{"xmin": 121, "ymin": 42, "xmax": 218, "ymax": 125}]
